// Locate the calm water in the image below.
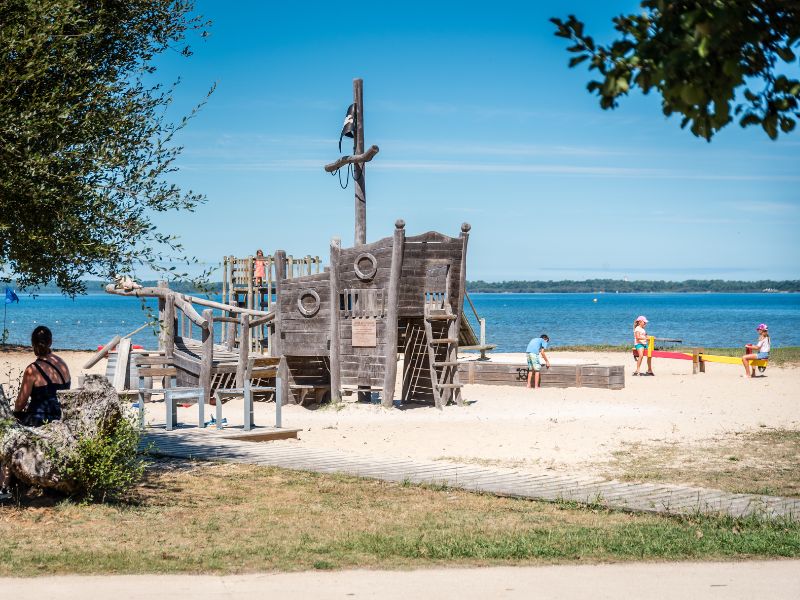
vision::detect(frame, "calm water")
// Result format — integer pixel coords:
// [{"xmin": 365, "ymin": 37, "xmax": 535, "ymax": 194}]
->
[{"xmin": 2, "ymin": 292, "xmax": 798, "ymax": 352}]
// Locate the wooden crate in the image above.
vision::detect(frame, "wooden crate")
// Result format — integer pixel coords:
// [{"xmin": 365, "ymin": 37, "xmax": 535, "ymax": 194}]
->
[{"xmin": 458, "ymin": 361, "xmax": 625, "ymax": 390}]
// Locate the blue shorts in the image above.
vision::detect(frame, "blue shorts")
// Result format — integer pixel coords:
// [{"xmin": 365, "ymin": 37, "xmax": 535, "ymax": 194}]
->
[
  {"xmin": 527, "ymin": 353, "xmax": 543, "ymax": 372},
  {"xmin": 634, "ymin": 344, "xmax": 647, "ymax": 351},
  {"xmin": 757, "ymin": 352, "xmax": 769, "ymax": 360}
]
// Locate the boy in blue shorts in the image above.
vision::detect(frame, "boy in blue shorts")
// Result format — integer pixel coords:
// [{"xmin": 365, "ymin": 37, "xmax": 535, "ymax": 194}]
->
[{"xmin": 526, "ymin": 334, "xmax": 551, "ymax": 389}]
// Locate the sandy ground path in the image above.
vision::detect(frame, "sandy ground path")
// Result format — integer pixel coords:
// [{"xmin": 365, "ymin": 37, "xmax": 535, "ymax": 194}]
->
[
  {"xmin": 2, "ymin": 349, "xmax": 798, "ymax": 477},
  {"xmin": 3, "ymin": 561, "xmax": 799, "ymax": 599}
]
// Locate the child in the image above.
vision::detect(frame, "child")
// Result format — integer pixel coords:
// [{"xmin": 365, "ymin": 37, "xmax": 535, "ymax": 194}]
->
[
  {"xmin": 742, "ymin": 323, "xmax": 770, "ymax": 377},
  {"xmin": 526, "ymin": 334, "xmax": 551, "ymax": 389},
  {"xmin": 254, "ymin": 249, "xmax": 266, "ymax": 286},
  {"xmin": 633, "ymin": 316, "xmax": 654, "ymax": 376}
]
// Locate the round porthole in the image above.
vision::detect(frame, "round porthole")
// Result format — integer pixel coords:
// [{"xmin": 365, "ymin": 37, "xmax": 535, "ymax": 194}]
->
[
  {"xmin": 297, "ymin": 289, "xmax": 320, "ymax": 317},
  {"xmin": 354, "ymin": 252, "xmax": 377, "ymax": 281}
]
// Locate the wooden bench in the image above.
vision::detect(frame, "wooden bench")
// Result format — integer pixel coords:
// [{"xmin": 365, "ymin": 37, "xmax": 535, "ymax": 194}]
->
[
  {"xmin": 135, "ymin": 356, "xmax": 205, "ymax": 430},
  {"xmin": 213, "ymin": 356, "xmax": 285, "ymax": 431}
]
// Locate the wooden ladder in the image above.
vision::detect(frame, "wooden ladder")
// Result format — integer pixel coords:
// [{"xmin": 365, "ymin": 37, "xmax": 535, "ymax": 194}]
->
[{"xmin": 423, "ymin": 303, "xmax": 463, "ymax": 409}]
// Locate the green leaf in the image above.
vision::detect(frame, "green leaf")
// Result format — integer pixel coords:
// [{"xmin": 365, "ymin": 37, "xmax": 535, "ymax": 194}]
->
[{"xmin": 569, "ymin": 54, "xmax": 590, "ymax": 67}]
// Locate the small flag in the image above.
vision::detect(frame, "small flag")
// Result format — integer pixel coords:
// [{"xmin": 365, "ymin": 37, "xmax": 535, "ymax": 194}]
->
[
  {"xmin": 4, "ymin": 287, "xmax": 19, "ymax": 304},
  {"xmin": 338, "ymin": 103, "xmax": 356, "ymax": 152}
]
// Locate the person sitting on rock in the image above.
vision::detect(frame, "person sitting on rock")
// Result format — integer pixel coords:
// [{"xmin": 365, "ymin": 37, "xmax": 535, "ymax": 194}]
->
[{"xmin": 0, "ymin": 326, "xmax": 71, "ymax": 500}]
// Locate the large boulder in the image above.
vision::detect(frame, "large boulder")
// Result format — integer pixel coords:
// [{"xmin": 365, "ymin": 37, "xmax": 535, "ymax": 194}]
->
[{"xmin": 0, "ymin": 375, "xmax": 126, "ymax": 493}]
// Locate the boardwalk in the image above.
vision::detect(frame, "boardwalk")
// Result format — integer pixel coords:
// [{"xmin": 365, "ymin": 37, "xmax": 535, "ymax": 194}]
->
[{"xmin": 144, "ymin": 430, "xmax": 800, "ymax": 521}]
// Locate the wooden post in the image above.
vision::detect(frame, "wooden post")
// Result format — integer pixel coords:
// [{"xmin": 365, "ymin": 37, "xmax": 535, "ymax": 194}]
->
[
  {"xmin": 157, "ymin": 280, "xmax": 169, "ymax": 351},
  {"xmin": 278, "ymin": 354, "xmax": 290, "ymax": 410},
  {"xmin": 353, "ymin": 78, "xmax": 366, "ymax": 246},
  {"xmin": 200, "ymin": 308, "xmax": 214, "ymax": 403},
  {"xmin": 164, "ymin": 294, "xmax": 175, "ymax": 359},
  {"xmin": 222, "ymin": 256, "xmax": 228, "ymax": 307},
  {"xmin": 236, "ymin": 313, "xmax": 250, "ymax": 388},
  {"xmin": 698, "ymin": 347, "xmax": 706, "ymax": 373},
  {"xmin": 329, "ymin": 238, "xmax": 342, "ymax": 403},
  {"xmin": 225, "ymin": 304, "xmax": 237, "ymax": 352},
  {"xmin": 692, "ymin": 348, "xmax": 699, "ymax": 375},
  {"xmin": 272, "ymin": 250, "xmax": 287, "ymax": 357},
  {"xmin": 453, "ymin": 223, "xmax": 471, "ymax": 354},
  {"xmin": 246, "ymin": 256, "xmax": 254, "ymax": 310},
  {"xmin": 381, "ymin": 220, "xmax": 405, "ymax": 407}
]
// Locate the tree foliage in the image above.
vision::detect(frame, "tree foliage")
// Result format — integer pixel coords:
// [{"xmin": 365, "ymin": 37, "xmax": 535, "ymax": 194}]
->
[
  {"xmin": 552, "ymin": 1, "xmax": 800, "ymax": 140},
  {"xmin": 0, "ymin": 0, "xmax": 212, "ymax": 295}
]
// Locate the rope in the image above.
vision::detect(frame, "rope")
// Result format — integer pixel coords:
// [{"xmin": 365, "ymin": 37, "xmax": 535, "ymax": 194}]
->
[{"xmin": 332, "ymin": 163, "xmax": 354, "ymax": 189}]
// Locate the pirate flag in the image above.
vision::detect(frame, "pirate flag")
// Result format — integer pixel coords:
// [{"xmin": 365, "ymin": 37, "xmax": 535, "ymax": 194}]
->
[{"xmin": 339, "ymin": 103, "xmax": 356, "ymax": 153}]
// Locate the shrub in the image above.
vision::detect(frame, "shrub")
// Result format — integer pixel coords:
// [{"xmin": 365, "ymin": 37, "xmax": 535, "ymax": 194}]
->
[{"xmin": 59, "ymin": 412, "xmax": 148, "ymax": 503}]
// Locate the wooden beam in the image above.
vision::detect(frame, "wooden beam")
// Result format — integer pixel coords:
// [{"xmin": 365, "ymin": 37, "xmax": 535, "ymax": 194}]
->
[
  {"xmin": 272, "ymin": 250, "xmax": 287, "ymax": 357},
  {"xmin": 112, "ymin": 338, "xmax": 132, "ymax": 392},
  {"xmin": 199, "ymin": 308, "xmax": 214, "ymax": 402},
  {"xmin": 83, "ymin": 335, "xmax": 121, "ymax": 370},
  {"xmin": 353, "ymin": 78, "xmax": 366, "ymax": 246},
  {"xmin": 236, "ymin": 313, "xmax": 250, "ymax": 389},
  {"xmin": 329, "ymin": 237, "xmax": 342, "ymax": 402},
  {"xmin": 323, "ymin": 144, "xmax": 380, "ymax": 173},
  {"xmin": 163, "ymin": 293, "xmax": 176, "ymax": 358},
  {"xmin": 381, "ymin": 220, "xmax": 405, "ymax": 407}
]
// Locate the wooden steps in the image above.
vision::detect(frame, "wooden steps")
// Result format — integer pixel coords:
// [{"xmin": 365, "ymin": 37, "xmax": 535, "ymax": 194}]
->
[
  {"xmin": 429, "ymin": 338, "xmax": 458, "ymax": 344},
  {"xmin": 433, "ymin": 361, "xmax": 459, "ymax": 367},
  {"xmin": 426, "ymin": 314, "xmax": 456, "ymax": 321}
]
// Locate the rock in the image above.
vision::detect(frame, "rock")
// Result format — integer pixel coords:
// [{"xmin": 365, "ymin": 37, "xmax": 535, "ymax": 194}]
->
[{"xmin": 0, "ymin": 376, "xmax": 126, "ymax": 493}]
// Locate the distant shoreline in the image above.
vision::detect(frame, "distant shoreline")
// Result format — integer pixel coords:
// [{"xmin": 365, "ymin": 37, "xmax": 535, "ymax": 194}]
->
[{"xmin": 5, "ymin": 279, "xmax": 800, "ymax": 295}]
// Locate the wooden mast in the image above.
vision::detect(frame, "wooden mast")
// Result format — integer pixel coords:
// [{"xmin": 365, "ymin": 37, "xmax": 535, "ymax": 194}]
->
[
  {"xmin": 353, "ymin": 78, "xmax": 366, "ymax": 246},
  {"xmin": 324, "ymin": 78, "xmax": 379, "ymax": 247}
]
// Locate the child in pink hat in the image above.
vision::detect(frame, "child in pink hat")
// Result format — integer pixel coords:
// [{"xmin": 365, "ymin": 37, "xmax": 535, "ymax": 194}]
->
[
  {"xmin": 742, "ymin": 324, "xmax": 770, "ymax": 377},
  {"xmin": 633, "ymin": 316, "xmax": 654, "ymax": 376}
]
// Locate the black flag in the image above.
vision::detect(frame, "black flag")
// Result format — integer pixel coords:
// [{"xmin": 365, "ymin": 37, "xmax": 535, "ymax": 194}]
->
[{"xmin": 339, "ymin": 104, "xmax": 356, "ymax": 153}]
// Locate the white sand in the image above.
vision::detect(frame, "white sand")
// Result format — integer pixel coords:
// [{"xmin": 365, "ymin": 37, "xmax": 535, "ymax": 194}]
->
[{"xmin": 2, "ymin": 349, "xmax": 797, "ymax": 477}]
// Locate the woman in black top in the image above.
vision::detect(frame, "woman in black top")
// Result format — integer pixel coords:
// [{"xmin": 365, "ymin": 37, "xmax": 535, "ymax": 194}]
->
[{"xmin": 0, "ymin": 326, "xmax": 70, "ymax": 499}]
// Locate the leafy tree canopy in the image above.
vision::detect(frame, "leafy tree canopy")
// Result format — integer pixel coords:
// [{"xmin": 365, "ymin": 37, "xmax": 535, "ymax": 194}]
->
[
  {"xmin": 552, "ymin": 1, "xmax": 800, "ymax": 140},
  {"xmin": 0, "ymin": 0, "xmax": 212, "ymax": 296}
]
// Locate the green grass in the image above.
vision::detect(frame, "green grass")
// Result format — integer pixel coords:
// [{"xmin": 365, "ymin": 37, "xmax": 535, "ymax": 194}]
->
[
  {"xmin": 555, "ymin": 345, "xmax": 800, "ymax": 366},
  {"xmin": 0, "ymin": 460, "xmax": 798, "ymax": 575}
]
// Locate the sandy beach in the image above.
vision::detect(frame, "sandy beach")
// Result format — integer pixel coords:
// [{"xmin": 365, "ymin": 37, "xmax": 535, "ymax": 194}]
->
[{"xmin": 2, "ymin": 347, "xmax": 797, "ymax": 479}]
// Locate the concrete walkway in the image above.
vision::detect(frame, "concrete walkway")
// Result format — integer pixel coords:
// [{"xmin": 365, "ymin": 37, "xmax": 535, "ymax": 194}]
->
[
  {"xmin": 144, "ymin": 430, "xmax": 800, "ymax": 520},
  {"xmin": 4, "ymin": 561, "xmax": 799, "ymax": 599}
]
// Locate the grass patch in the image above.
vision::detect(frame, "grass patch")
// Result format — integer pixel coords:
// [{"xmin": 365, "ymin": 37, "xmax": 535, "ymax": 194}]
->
[
  {"xmin": 0, "ymin": 459, "xmax": 798, "ymax": 575},
  {"xmin": 555, "ymin": 345, "xmax": 800, "ymax": 366},
  {"xmin": 607, "ymin": 429, "xmax": 800, "ymax": 497}
]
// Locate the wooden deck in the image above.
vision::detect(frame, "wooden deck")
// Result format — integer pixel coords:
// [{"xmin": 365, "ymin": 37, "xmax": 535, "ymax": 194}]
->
[{"xmin": 144, "ymin": 431, "xmax": 799, "ymax": 521}]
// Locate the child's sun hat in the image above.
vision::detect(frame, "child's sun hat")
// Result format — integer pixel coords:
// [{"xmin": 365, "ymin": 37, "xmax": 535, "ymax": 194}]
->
[
  {"xmin": 756, "ymin": 323, "xmax": 768, "ymax": 331},
  {"xmin": 636, "ymin": 315, "xmax": 648, "ymax": 324}
]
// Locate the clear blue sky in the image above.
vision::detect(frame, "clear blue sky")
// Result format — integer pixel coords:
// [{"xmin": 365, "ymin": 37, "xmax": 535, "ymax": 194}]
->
[{"xmin": 151, "ymin": 1, "xmax": 800, "ymax": 282}]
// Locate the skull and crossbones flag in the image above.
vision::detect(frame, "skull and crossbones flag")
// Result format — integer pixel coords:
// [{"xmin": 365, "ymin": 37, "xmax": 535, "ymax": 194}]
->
[{"xmin": 339, "ymin": 103, "xmax": 356, "ymax": 153}]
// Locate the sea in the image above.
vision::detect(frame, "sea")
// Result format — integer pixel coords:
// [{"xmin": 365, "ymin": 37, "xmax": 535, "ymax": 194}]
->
[{"xmin": 2, "ymin": 292, "xmax": 798, "ymax": 353}]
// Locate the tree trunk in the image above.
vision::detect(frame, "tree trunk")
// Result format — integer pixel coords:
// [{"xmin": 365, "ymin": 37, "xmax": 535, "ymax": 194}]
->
[{"xmin": 0, "ymin": 376, "xmax": 126, "ymax": 493}]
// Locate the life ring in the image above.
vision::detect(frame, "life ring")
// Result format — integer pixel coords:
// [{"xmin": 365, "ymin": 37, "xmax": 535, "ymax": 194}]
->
[
  {"xmin": 353, "ymin": 252, "xmax": 377, "ymax": 281},
  {"xmin": 297, "ymin": 289, "xmax": 320, "ymax": 317}
]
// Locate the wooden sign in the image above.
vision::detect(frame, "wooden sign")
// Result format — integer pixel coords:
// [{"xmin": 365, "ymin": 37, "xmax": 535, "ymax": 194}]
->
[{"xmin": 352, "ymin": 319, "xmax": 377, "ymax": 347}]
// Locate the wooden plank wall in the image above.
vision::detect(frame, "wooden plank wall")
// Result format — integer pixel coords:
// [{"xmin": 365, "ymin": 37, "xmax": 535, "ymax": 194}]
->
[
  {"xmin": 457, "ymin": 362, "xmax": 625, "ymax": 390},
  {"xmin": 336, "ymin": 236, "xmax": 395, "ymax": 389},
  {"xmin": 399, "ymin": 232, "xmax": 464, "ymax": 318},
  {"xmin": 277, "ymin": 271, "xmax": 331, "ymax": 357}
]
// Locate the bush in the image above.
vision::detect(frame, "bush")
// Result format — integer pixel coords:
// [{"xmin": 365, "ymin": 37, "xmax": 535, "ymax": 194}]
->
[{"xmin": 59, "ymin": 413, "xmax": 148, "ymax": 503}]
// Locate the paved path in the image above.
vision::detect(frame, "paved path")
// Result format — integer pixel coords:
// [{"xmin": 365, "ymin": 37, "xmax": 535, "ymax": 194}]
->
[
  {"xmin": 5, "ymin": 561, "xmax": 800, "ymax": 599},
  {"xmin": 144, "ymin": 430, "xmax": 800, "ymax": 520}
]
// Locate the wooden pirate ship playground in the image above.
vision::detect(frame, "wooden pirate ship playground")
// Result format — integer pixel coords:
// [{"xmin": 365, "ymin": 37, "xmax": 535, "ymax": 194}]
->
[{"xmin": 105, "ymin": 79, "xmax": 623, "ymax": 422}]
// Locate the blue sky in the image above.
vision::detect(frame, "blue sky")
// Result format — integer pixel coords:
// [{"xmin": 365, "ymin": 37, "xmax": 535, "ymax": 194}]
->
[{"xmin": 150, "ymin": 1, "xmax": 800, "ymax": 281}]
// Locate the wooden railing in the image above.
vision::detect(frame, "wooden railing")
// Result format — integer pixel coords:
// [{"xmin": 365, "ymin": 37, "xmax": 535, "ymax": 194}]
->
[{"xmin": 105, "ymin": 283, "xmax": 276, "ymax": 399}]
